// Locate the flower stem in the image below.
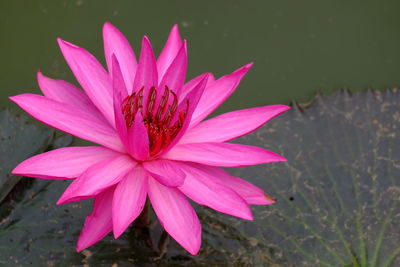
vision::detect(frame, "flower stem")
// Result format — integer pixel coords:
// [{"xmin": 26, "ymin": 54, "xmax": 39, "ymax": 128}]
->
[{"xmin": 136, "ymin": 198, "xmax": 150, "ymax": 228}]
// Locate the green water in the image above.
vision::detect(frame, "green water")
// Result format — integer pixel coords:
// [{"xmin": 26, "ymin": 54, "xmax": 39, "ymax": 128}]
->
[{"xmin": 1, "ymin": 0, "xmax": 400, "ymax": 114}]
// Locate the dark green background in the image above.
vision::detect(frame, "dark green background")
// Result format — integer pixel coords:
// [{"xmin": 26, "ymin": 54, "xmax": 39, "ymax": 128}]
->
[{"xmin": 1, "ymin": 0, "xmax": 400, "ymax": 112}]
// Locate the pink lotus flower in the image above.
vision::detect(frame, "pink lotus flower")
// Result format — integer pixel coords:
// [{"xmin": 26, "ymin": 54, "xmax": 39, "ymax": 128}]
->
[{"xmin": 10, "ymin": 23, "xmax": 289, "ymax": 255}]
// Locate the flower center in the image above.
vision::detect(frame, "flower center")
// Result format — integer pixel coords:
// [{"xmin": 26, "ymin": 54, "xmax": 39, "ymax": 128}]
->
[{"xmin": 121, "ymin": 86, "xmax": 189, "ymax": 156}]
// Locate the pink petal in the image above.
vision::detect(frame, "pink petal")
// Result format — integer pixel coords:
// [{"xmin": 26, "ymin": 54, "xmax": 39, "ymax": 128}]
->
[
  {"xmin": 57, "ymin": 39, "xmax": 115, "ymax": 126},
  {"xmin": 195, "ymin": 165, "xmax": 276, "ymax": 205},
  {"xmin": 76, "ymin": 187, "xmax": 114, "ymax": 252},
  {"xmin": 112, "ymin": 55, "xmax": 129, "ymax": 147},
  {"xmin": 10, "ymin": 94, "xmax": 125, "ymax": 152},
  {"xmin": 190, "ymin": 63, "xmax": 253, "ymax": 127},
  {"xmin": 148, "ymin": 178, "xmax": 201, "ymax": 255},
  {"xmin": 111, "ymin": 55, "xmax": 129, "ymax": 99},
  {"xmin": 132, "ymin": 37, "xmax": 158, "ymax": 115},
  {"xmin": 159, "ymin": 73, "xmax": 209, "ymax": 156},
  {"xmin": 57, "ymin": 155, "xmax": 135, "ymax": 205},
  {"xmin": 12, "ymin": 146, "xmax": 121, "ymax": 179},
  {"xmin": 223, "ymin": 176, "xmax": 276, "ymax": 205},
  {"xmin": 157, "ymin": 24, "xmax": 183, "ymax": 81},
  {"xmin": 37, "ymin": 71, "xmax": 100, "ymax": 118},
  {"xmin": 10, "ymin": 94, "xmax": 123, "ymax": 152},
  {"xmin": 158, "ymin": 41, "xmax": 187, "ymax": 95},
  {"xmin": 133, "ymin": 36, "xmax": 158, "ymax": 117},
  {"xmin": 177, "ymin": 162, "xmax": 253, "ymax": 220},
  {"xmin": 113, "ymin": 166, "xmax": 148, "ymax": 238},
  {"xmin": 143, "ymin": 159, "xmax": 185, "ymax": 187},
  {"xmin": 103, "ymin": 22, "xmax": 137, "ymax": 94},
  {"xmin": 179, "ymin": 105, "xmax": 291, "ymax": 144},
  {"xmin": 163, "ymin": 142, "xmax": 286, "ymax": 167},
  {"xmin": 180, "ymin": 73, "xmax": 215, "ymax": 102},
  {"xmin": 127, "ymin": 111, "xmax": 149, "ymax": 161}
]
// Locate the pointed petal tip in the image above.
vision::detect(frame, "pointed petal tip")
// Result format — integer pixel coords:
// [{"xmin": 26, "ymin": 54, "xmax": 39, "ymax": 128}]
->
[
  {"xmin": 10, "ymin": 166, "xmax": 23, "ymax": 176},
  {"xmin": 113, "ymin": 228, "xmax": 123, "ymax": 239},
  {"xmin": 76, "ymin": 242, "xmax": 90, "ymax": 253},
  {"xmin": 11, "ymin": 162, "xmax": 26, "ymax": 175},
  {"xmin": 246, "ymin": 212, "xmax": 254, "ymax": 221},
  {"xmin": 57, "ymin": 38, "xmax": 79, "ymax": 50},
  {"xmin": 230, "ymin": 62, "xmax": 253, "ymax": 78},
  {"xmin": 187, "ymin": 246, "xmax": 201, "ymax": 256},
  {"xmin": 142, "ymin": 35, "xmax": 151, "ymax": 44},
  {"xmin": 264, "ymin": 194, "xmax": 277, "ymax": 204},
  {"xmin": 276, "ymin": 104, "xmax": 291, "ymax": 111},
  {"xmin": 56, "ymin": 192, "xmax": 76, "ymax": 205},
  {"xmin": 277, "ymin": 155, "xmax": 287, "ymax": 162},
  {"xmin": 36, "ymin": 70, "xmax": 46, "ymax": 85},
  {"xmin": 103, "ymin": 22, "xmax": 126, "ymax": 40},
  {"xmin": 171, "ymin": 24, "xmax": 179, "ymax": 31},
  {"xmin": 235, "ymin": 206, "xmax": 253, "ymax": 221},
  {"xmin": 169, "ymin": 24, "xmax": 181, "ymax": 39},
  {"xmin": 245, "ymin": 62, "xmax": 254, "ymax": 68},
  {"xmin": 111, "ymin": 53, "xmax": 121, "ymax": 73},
  {"xmin": 56, "ymin": 37, "xmax": 66, "ymax": 46},
  {"xmin": 181, "ymin": 40, "xmax": 188, "ymax": 53},
  {"xmin": 103, "ymin": 21, "xmax": 114, "ymax": 30},
  {"xmin": 8, "ymin": 94, "xmax": 20, "ymax": 103},
  {"xmin": 238, "ymin": 202, "xmax": 254, "ymax": 220},
  {"xmin": 56, "ymin": 195, "xmax": 80, "ymax": 205}
]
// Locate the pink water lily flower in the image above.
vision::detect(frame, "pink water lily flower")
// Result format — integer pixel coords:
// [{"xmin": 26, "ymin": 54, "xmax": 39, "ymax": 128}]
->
[{"xmin": 11, "ymin": 22, "xmax": 289, "ymax": 255}]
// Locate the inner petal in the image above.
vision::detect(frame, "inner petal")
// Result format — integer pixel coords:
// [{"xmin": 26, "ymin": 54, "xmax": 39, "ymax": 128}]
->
[{"xmin": 121, "ymin": 86, "xmax": 189, "ymax": 157}]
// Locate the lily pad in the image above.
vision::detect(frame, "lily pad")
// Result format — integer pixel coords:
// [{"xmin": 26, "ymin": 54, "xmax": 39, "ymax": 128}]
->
[
  {"xmin": 0, "ymin": 110, "xmax": 53, "ymax": 203},
  {"xmin": 225, "ymin": 89, "xmax": 400, "ymax": 266},
  {"xmin": 0, "ymin": 89, "xmax": 399, "ymax": 266}
]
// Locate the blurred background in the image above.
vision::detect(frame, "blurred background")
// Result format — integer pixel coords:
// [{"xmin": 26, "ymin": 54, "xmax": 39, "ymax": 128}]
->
[{"xmin": 1, "ymin": 0, "xmax": 400, "ymax": 113}]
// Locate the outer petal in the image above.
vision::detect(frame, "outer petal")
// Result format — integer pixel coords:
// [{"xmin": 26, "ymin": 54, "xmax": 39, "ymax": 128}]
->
[
  {"xmin": 57, "ymin": 155, "xmax": 135, "ymax": 204},
  {"xmin": 12, "ymin": 146, "xmax": 121, "ymax": 179},
  {"xmin": 58, "ymin": 39, "xmax": 115, "ymax": 126},
  {"xmin": 113, "ymin": 166, "xmax": 148, "ymax": 238},
  {"xmin": 158, "ymin": 41, "xmax": 187, "ymax": 95},
  {"xmin": 10, "ymin": 94, "xmax": 125, "ymax": 152},
  {"xmin": 177, "ymin": 162, "xmax": 253, "ymax": 220},
  {"xmin": 37, "ymin": 71, "xmax": 100, "ymax": 118},
  {"xmin": 127, "ymin": 112, "xmax": 149, "ymax": 161},
  {"xmin": 76, "ymin": 187, "xmax": 114, "ymax": 252},
  {"xmin": 180, "ymin": 73, "xmax": 215, "ymax": 102},
  {"xmin": 190, "ymin": 63, "xmax": 253, "ymax": 127},
  {"xmin": 143, "ymin": 159, "xmax": 185, "ymax": 187},
  {"xmin": 194, "ymin": 164, "xmax": 276, "ymax": 205},
  {"xmin": 157, "ymin": 24, "xmax": 183, "ymax": 81},
  {"xmin": 103, "ymin": 22, "xmax": 137, "ymax": 94},
  {"xmin": 179, "ymin": 105, "xmax": 291, "ymax": 144},
  {"xmin": 163, "ymin": 142, "xmax": 286, "ymax": 167},
  {"xmin": 148, "ymin": 178, "xmax": 201, "ymax": 255}
]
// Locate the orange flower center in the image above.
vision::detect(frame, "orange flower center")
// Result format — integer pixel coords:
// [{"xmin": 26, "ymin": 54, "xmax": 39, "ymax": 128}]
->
[{"xmin": 121, "ymin": 86, "xmax": 189, "ymax": 156}]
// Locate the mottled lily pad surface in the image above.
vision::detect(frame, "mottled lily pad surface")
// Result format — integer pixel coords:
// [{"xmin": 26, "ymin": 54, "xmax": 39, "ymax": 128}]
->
[
  {"xmin": 0, "ymin": 90, "xmax": 399, "ymax": 266},
  {"xmin": 0, "ymin": 110, "xmax": 53, "ymax": 203}
]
